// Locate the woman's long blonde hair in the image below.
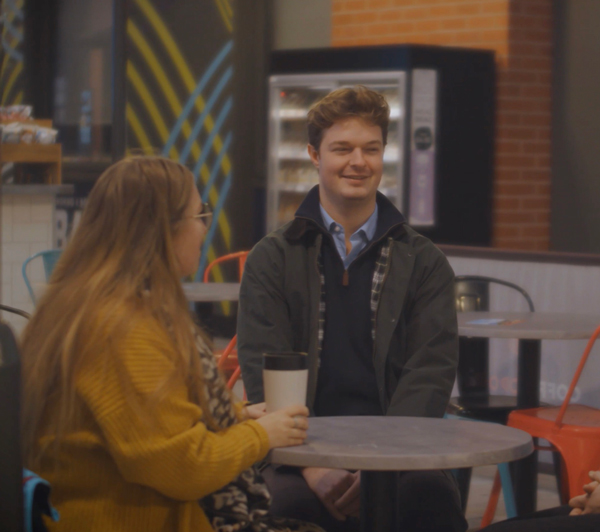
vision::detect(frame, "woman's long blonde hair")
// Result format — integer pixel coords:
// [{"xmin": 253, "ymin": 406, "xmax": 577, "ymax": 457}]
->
[{"xmin": 21, "ymin": 156, "xmax": 213, "ymax": 467}]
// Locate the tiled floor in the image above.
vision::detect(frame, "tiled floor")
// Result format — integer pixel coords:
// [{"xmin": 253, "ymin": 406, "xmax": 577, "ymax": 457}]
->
[{"xmin": 465, "ymin": 465, "xmax": 561, "ymax": 530}]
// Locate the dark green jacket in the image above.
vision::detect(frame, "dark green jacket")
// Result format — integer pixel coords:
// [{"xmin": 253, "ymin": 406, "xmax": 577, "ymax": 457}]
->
[{"xmin": 237, "ymin": 194, "xmax": 458, "ymax": 418}]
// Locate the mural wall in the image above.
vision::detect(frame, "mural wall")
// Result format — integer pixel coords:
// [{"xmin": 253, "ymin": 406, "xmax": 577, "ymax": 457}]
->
[
  {"xmin": 0, "ymin": 0, "xmax": 26, "ymax": 105},
  {"xmin": 126, "ymin": 0, "xmax": 234, "ymax": 281}
]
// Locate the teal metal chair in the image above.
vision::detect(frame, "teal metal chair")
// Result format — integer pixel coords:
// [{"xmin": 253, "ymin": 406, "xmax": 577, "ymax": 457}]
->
[
  {"xmin": 445, "ymin": 413, "xmax": 517, "ymax": 525},
  {"xmin": 22, "ymin": 250, "xmax": 62, "ymax": 303}
]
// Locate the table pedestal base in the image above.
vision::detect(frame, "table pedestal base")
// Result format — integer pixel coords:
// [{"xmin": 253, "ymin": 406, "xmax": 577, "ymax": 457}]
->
[
  {"xmin": 360, "ymin": 471, "xmax": 396, "ymax": 531},
  {"xmin": 515, "ymin": 339, "xmax": 541, "ymax": 516}
]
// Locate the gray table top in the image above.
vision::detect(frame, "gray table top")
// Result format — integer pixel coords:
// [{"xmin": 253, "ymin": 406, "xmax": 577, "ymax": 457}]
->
[
  {"xmin": 182, "ymin": 282, "xmax": 240, "ymax": 302},
  {"xmin": 458, "ymin": 311, "xmax": 600, "ymax": 340},
  {"xmin": 269, "ymin": 416, "xmax": 533, "ymax": 471}
]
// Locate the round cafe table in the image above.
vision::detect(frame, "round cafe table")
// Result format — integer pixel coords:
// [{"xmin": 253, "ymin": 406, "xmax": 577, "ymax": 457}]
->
[
  {"xmin": 269, "ymin": 416, "xmax": 533, "ymax": 532},
  {"xmin": 458, "ymin": 311, "xmax": 600, "ymax": 515}
]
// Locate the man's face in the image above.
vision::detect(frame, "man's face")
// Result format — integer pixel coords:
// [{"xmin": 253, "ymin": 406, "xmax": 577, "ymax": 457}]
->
[{"xmin": 308, "ymin": 117, "xmax": 384, "ymax": 208}]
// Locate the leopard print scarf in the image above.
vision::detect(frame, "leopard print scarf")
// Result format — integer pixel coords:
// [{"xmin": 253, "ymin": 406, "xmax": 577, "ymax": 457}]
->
[{"xmin": 194, "ymin": 331, "xmax": 324, "ymax": 532}]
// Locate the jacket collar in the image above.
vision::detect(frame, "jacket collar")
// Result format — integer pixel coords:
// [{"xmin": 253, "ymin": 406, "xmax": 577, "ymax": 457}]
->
[{"xmin": 284, "ymin": 185, "xmax": 407, "ymax": 242}]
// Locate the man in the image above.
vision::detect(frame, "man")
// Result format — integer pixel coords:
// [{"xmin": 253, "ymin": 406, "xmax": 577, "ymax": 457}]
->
[{"xmin": 237, "ymin": 86, "xmax": 466, "ymax": 532}]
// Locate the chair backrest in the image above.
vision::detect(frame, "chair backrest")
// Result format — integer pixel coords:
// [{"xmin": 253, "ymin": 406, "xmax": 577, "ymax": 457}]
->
[
  {"xmin": 22, "ymin": 249, "xmax": 62, "ymax": 303},
  {"xmin": 0, "ymin": 322, "xmax": 25, "ymax": 532},
  {"xmin": 555, "ymin": 324, "xmax": 600, "ymax": 428},
  {"xmin": 454, "ymin": 276, "xmax": 534, "ymax": 398},
  {"xmin": 454, "ymin": 275, "xmax": 535, "ymax": 313},
  {"xmin": 203, "ymin": 251, "xmax": 249, "ymax": 283},
  {"xmin": 0, "ymin": 305, "xmax": 31, "ymax": 321}
]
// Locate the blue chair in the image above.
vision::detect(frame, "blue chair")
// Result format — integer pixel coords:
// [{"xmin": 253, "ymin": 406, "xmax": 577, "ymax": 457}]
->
[
  {"xmin": 449, "ymin": 275, "xmax": 537, "ymax": 516},
  {"xmin": 445, "ymin": 413, "xmax": 517, "ymax": 524},
  {"xmin": 22, "ymin": 250, "xmax": 62, "ymax": 303}
]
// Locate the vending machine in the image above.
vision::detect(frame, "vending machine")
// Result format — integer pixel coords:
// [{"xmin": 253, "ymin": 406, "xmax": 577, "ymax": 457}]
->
[{"xmin": 266, "ymin": 45, "xmax": 495, "ymax": 246}]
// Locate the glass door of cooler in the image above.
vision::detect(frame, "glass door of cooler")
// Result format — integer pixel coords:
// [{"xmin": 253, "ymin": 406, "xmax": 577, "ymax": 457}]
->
[{"xmin": 267, "ymin": 71, "xmax": 407, "ymax": 233}]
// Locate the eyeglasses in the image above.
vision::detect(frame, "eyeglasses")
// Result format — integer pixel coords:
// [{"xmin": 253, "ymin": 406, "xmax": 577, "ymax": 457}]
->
[{"xmin": 191, "ymin": 202, "xmax": 213, "ymax": 229}]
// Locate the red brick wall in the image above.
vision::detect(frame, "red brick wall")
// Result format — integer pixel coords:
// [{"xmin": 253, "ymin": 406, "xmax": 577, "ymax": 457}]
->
[{"xmin": 331, "ymin": 0, "xmax": 552, "ymax": 250}]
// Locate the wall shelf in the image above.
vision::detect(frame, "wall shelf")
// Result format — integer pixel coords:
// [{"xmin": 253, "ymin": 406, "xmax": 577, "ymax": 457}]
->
[{"xmin": 0, "ymin": 143, "xmax": 62, "ymax": 184}]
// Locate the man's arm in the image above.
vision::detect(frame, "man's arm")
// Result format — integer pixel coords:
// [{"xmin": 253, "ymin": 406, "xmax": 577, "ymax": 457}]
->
[
  {"xmin": 237, "ymin": 239, "xmax": 294, "ymax": 403},
  {"xmin": 386, "ymin": 247, "xmax": 458, "ymax": 418}
]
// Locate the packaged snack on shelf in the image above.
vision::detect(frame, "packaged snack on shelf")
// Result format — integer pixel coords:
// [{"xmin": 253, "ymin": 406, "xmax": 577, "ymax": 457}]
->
[
  {"xmin": 34, "ymin": 127, "xmax": 58, "ymax": 144},
  {"xmin": 21, "ymin": 124, "xmax": 38, "ymax": 144},
  {"xmin": 0, "ymin": 105, "xmax": 33, "ymax": 121},
  {"xmin": 2, "ymin": 123, "xmax": 23, "ymax": 143}
]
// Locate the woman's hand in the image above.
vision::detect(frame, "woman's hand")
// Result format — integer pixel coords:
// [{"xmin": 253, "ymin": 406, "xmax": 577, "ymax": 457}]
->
[
  {"xmin": 255, "ymin": 404, "xmax": 309, "ymax": 449},
  {"xmin": 569, "ymin": 471, "xmax": 600, "ymax": 516},
  {"xmin": 244, "ymin": 402, "xmax": 267, "ymax": 420}
]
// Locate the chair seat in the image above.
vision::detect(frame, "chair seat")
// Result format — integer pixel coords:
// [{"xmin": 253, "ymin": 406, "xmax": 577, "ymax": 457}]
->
[
  {"xmin": 510, "ymin": 404, "xmax": 600, "ymax": 428},
  {"xmin": 508, "ymin": 404, "xmax": 600, "ymax": 499},
  {"xmin": 447, "ymin": 395, "xmax": 519, "ymax": 424}
]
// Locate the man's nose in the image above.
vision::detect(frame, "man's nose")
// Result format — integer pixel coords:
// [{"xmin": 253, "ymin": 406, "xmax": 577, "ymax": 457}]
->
[{"xmin": 349, "ymin": 148, "xmax": 366, "ymax": 166}]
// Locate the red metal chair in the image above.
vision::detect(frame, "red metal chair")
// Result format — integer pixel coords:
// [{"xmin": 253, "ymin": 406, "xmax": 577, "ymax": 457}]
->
[
  {"xmin": 483, "ymin": 323, "xmax": 600, "ymax": 523},
  {"xmin": 203, "ymin": 251, "xmax": 248, "ymax": 285},
  {"xmin": 203, "ymin": 251, "xmax": 249, "ymax": 390}
]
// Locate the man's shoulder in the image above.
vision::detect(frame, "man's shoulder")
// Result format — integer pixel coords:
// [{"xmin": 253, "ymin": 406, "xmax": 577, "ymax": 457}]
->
[
  {"xmin": 249, "ymin": 219, "xmax": 318, "ymax": 258},
  {"xmin": 245, "ymin": 221, "xmax": 311, "ymax": 277},
  {"xmin": 392, "ymin": 224, "xmax": 447, "ymax": 261},
  {"xmin": 248, "ymin": 222, "xmax": 294, "ymax": 261}
]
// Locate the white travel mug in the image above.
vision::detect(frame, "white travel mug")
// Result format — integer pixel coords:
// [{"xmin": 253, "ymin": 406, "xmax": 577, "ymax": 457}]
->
[{"xmin": 263, "ymin": 352, "xmax": 309, "ymax": 413}]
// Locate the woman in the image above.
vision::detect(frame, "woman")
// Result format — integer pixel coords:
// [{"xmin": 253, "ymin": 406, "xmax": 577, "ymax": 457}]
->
[{"xmin": 21, "ymin": 157, "xmax": 322, "ymax": 532}]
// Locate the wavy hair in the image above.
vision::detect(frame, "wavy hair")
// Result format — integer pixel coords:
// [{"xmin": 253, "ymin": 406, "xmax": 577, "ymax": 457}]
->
[
  {"xmin": 307, "ymin": 85, "xmax": 390, "ymax": 150},
  {"xmin": 20, "ymin": 156, "xmax": 218, "ymax": 467}
]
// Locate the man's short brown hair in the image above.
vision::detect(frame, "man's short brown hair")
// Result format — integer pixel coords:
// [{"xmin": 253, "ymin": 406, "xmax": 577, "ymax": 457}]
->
[{"xmin": 307, "ymin": 85, "xmax": 390, "ymax": 150}]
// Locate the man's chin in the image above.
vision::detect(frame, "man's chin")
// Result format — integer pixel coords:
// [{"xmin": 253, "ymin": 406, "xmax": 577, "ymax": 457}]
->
[{"xmin": 339, "ymin": 192, "xmax": 377, "ymax": 205}]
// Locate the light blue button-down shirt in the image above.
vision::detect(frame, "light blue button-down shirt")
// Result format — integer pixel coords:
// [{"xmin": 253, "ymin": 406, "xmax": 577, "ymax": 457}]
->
[{"xmin": 319, "ymin": 204, "xmax": 379, "ymax": 269}]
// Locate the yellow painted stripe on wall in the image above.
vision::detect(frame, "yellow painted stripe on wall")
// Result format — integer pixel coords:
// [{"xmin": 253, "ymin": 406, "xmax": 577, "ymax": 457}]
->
[
  {"xmin": 127, "ymin": 62, "xmax": 178, "ymax": 159},
  {"xmin": 134, "ymin": 0, "xmax": 232, "ymax": 177},
  {"xmin": 126, "ymin": 103, "xmax": 153, "ymax": 149},
  {"xmin": 127, "ymin": 21, "xmax": 207, "ymax": 171},
  {"xmin": 126, "ymin": 103, "xmax": 223, "ymax": 280},
  {"xmin": 2, "ymin": 61, "xmax": 23, "ymax": 105},
  {"xmin": 214, "ymin": 0, "xmax": 233, "ymax": 33}
]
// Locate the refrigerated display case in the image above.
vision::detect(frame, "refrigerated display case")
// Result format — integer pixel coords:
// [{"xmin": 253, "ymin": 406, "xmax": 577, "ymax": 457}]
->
[{"xmin": 265, "ymin": 45, "xmax": 495, "ymax": 246}]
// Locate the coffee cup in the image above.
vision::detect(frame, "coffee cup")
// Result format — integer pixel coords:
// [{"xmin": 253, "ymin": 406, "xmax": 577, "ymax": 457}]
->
[{"xmin": 263, "ymin": 352, "xmax": 308, "ymax": 413}]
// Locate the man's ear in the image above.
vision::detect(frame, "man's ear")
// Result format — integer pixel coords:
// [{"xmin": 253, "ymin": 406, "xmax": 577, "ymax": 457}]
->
[{"xmin": 307, "ymin": 144, "xmax": 320, "ymax": 169}]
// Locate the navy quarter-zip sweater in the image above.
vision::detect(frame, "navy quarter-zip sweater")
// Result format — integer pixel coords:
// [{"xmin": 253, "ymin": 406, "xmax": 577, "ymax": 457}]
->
[{"xmin": 295, "ymin": 187, "xmax": 406, "ymax": 417}]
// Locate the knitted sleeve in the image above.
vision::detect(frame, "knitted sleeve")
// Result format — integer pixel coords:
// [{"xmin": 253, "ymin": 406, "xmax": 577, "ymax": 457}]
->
[{"xmin": 76, "ymin": 317, "xmax": 270, "ymax": 502}]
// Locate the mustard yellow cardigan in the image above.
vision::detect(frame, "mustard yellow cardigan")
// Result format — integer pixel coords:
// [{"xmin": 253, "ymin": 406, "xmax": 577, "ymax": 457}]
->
[{"xmin": 35, "ymin": 315, "xmax": 270, "ymax": 532}]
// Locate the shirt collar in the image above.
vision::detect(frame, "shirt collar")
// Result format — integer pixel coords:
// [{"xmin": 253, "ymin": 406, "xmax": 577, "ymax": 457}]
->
[{"xmin": 319, "ymin": 203, "xmax": 379, "ymax": 241}]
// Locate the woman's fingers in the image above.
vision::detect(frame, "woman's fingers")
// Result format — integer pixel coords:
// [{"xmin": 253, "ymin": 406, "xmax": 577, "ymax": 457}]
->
[
  {"xmin": 569, "ymin": 494, "xmax": 587, "ymax": 509},
  {"xmin": 282, "ymin": 404, "xmax": 310, "ymax": 418},
  {"xmin": 589, "ymin": 471, "xmax": 600, "ymax": 483},
  {"xmin": 288, "ymin": 415, "xmax": 309, "ymax": 430}
]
